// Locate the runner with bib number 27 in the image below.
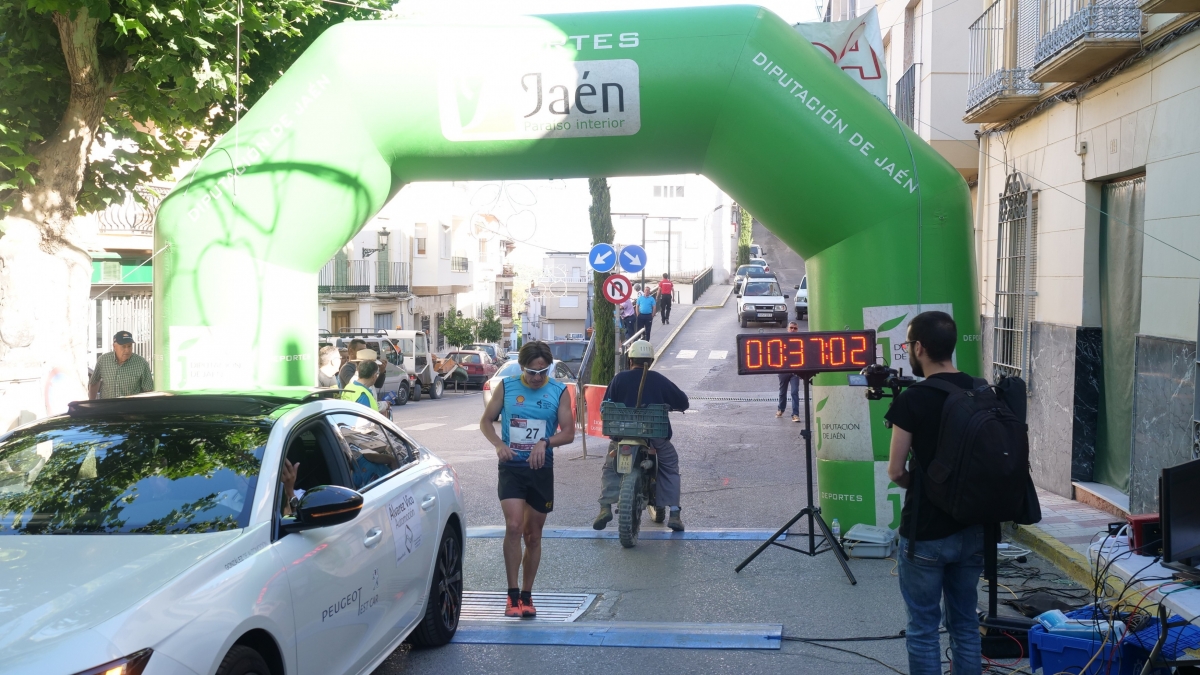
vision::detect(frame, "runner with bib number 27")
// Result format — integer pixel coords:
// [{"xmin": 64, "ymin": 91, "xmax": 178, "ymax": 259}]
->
[{"xmin": 479, "ymin": 341, "xmax": 575, "ymax": 619}]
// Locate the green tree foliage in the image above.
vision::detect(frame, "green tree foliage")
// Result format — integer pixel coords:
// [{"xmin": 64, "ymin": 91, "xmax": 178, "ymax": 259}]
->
[
  {"xmin": 0, "ymin": 0, "xmax": 391, "ymax": 218},
  {"xmin": 477, "ymin": 306, "xmax": 502, "ymax": 344},
  {"xmin": 588, "ymin": 177, "xmax": 615, "ymax": 386},
  {"xmin": 440, "ymin": 308, "xmax": 477, "ymax": 349},
  {"xmin": 737, "ymin": 205, "xmax": 753, "ymax": 267}
]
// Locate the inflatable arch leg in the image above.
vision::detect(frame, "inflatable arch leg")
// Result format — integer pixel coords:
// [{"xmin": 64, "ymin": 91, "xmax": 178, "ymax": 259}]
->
[{"xmin": 155, "ymin": 6, "xmax": 981, "ymax": 530}]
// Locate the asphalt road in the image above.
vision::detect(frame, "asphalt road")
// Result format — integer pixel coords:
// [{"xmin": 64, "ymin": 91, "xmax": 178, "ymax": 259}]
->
[{"xmin": 373, "ymin": 225, "xmax": 1062, "ymax": 674}]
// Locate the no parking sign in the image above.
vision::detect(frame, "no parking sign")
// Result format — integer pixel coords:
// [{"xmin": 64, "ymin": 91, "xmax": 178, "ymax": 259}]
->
[{"xmin": 602, "ymin": 274, "xmax": 633, "ymax": 304}]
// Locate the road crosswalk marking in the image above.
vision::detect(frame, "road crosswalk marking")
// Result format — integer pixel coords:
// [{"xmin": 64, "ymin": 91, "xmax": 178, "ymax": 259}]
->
[
  {"xmin": 404, "ymin": 422, "xmax": 445, "ymax": 431},
  {"xmin": 455, "ymin": 424, "xmax": 478, "ymax": 431},
  {"xmin": 677, "ymin": 350, "xmax": 698, "ymax": 359},
  {"xmin": 709, "ymin": 350, "xmax": 728, "ymax": 359}
]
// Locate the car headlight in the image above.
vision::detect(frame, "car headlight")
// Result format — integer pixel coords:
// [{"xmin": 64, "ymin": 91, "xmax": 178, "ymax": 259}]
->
[
  {"xmin": 775, "ymin": 305, "xmax": 786, "ymax": 311},
  {"xmin": 73, "ymin": 650, "xmax": 153, "ymax": 675}
]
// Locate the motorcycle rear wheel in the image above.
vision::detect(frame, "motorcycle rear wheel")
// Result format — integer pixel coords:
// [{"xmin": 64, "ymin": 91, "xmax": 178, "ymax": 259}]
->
[{"xmin": 617, "ymin": 470, "xmax": 643, "ymax": 548}]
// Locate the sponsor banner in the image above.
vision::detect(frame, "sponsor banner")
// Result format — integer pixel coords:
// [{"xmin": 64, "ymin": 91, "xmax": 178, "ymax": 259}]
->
[
  {"xmin": 793, "ymin": 8, "xmax": 888, "ymax": 105},
  {"xmin": 168, "ymin": 326, "xmax": 255, "ymax": 390},
  {"xmin": 387, "ymin": 491, "xmax": 424, "ymax": 565},
  {"xmin": 811, "ymin": 384, "xmax": 872, "ymax": 462},
  {"xmin": 439, "ymin": 59, "xmax": 640, "ymax": 141}
]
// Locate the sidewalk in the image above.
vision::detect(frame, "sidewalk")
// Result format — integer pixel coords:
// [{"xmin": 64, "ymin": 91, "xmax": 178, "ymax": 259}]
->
[
  {"xmin": 1009, "ymin": 487, "xmax": 1120, "ymax": 586},
  {"xmin": 642, "ymin": 284, "xmax": 734, "ymax": 356}
]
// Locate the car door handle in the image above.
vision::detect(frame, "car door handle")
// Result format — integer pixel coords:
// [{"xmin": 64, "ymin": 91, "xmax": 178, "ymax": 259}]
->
[
  {"xmin": 421, "ymin": 495, "xmax": 437, "ymax": 511},
  {"xmin": 363, "ymin": 528, "xmax": 384, "ymax": 549}
]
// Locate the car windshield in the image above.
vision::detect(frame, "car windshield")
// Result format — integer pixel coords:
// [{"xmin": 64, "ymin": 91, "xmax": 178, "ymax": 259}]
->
[
  {"xmin": 801, "ymin": 277, "xmax": 808, "ymax": 290},
  {"xmin": 467, "ymin": 345, "xmax": 494, "ymax": 357},
  {"xmin": 450, "ymin": 353, "xmax": 482, "ymax": 364},
  {"xmin": 0, "ymin": 417, "xmax": 268, "ymax": 535},
  {"xmin": 744, "ymin": 282, "xmax": 782, "ymax": 297},
  {"xmin": 750, "ymin": 259, "xmax": 767, "ymax": 266},
  {"xmin": 736, "ymin": 265, "xmax": 766, "ymax": 275},
  {"xmin": 549, "ymin": 343, "xmax": 586, "ymax": 362}
]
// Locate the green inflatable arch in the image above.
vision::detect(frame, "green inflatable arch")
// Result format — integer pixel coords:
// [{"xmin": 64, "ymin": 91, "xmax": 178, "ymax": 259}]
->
[{"xmin": 155, "ymin": 5, "xmax": 980, "ymax": 530}]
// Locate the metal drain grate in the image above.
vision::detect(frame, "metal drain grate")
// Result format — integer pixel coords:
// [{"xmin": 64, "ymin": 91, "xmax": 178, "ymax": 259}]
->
[
  {"xmin": 461, "ymin": 591, "xmax": 595, "ymax": 623},
  {"xmin": 691, "ymin": 395, "xmax": 794, "ymax": 402}
]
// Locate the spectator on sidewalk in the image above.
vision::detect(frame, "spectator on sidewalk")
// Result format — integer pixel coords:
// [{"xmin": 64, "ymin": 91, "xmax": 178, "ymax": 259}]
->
[
  {"xmin": 339, "ymin": 339, "xmax": 387, "ymax": 390},
  {"xmin": 776, "ymin": 322, "xmax": 801, "ymax": 421},
  {"xmin": 620, "ymin": 296, "xmax": 636, "ymax": 338},
  {"xmin": 88, "ymin": 331, "xmax": 153, "ymax": 399},
  {"xmin": 658, "ymin": 273, "xmax": 674, "ymax": 324},
  {"xmin": 317, "ymin": 345, "xmax": 341, "ymax": 388},
  {"xmin": 885, "ymin": 311, "xmax": 982, "ymax": 675},
  {"xmin": 635, "ymin": 288, "xmax": 656, "ymax": 341}
]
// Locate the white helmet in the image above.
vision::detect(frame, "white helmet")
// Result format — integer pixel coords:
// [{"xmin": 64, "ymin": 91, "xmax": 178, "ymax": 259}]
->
[{"xmin": 628, "ymin": 340, "xmax": 655, "ymax": 360}]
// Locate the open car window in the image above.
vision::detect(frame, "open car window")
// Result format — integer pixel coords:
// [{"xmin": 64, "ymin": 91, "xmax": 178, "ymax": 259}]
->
[
  {"xmin": 326, "ymin": 414, "xmax": 401, "ymax": 491},
  {"xmin": 0, "ymin": 417, "xmax": 268, "ymax": 534}
]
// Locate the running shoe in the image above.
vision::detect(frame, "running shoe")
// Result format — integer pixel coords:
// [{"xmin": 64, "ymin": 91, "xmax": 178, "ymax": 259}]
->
[
  {"xmin": 792, "ymin": 415, "xmax": 800, "ymax": 422},
  {"xmin": 505, "ymin": 596, "xmax": 523, "ymax": 618},
  {"xmin": 775, "ymin": 410, "xmax": 784, "ymax": 418},
  {"xmin": 521, "ymin": 596, "xmax": 537, "ymax": 618}
]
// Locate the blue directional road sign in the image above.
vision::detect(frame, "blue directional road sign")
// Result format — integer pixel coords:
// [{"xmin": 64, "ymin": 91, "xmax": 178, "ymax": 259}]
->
[
  {"xmin": 588, "ymin": 243, "xmax": 617, "ymax": 273},
  {"xmin": 618, "ymin": 244, "xmax": 647, "ymax": 274}
]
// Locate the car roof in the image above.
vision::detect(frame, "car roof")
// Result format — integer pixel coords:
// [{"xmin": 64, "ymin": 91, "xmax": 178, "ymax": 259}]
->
[{"xmin": 65, "ymin": 389, "xmax": 341, "ymax": 420}]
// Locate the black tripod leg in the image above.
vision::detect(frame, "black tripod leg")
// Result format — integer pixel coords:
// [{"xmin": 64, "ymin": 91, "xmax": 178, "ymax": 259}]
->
[
  {"xmin": 813, "ymin": 511, "xmax": 858, "ymax": 585},
  {"xmin": 735, "ymin": 509, "xmax": 809, "ymax": 573}
]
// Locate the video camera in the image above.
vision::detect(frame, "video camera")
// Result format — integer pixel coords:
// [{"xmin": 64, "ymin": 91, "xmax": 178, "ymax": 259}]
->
[{"xmin": 853, "ymin": 363, "xmax": 918, "ymax": 401}]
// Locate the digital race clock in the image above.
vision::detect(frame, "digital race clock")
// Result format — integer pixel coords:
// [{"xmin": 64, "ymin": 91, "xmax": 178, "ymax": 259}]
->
[{"xmin": 736, "ymin": 330, "xmax": 877, "ymax": 375}]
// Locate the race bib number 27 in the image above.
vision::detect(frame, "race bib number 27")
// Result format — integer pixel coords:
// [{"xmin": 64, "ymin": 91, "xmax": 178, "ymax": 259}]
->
[{"xmin": 508, "ymin": 417, "xmax": 547, "ymax": 453}]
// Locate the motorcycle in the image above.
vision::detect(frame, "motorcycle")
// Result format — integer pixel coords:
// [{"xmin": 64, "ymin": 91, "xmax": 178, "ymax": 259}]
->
[{"xmin": 601, "ymin": 366, "xmax": 674, "ymax": 548}]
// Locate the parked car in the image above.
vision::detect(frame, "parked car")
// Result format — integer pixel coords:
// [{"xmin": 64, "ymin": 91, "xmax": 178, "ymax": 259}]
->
[
  {"xmin": 749, "ymin": 257, "xmax": 770, "ymax": 273},
  {"xmin": 324, "ymin": 332, "xmax": 415, "ymax": 405},
  {"xmin": 736, "ymin": 277, "xmax": 790, "ymax": 327},
  {"xmin": 0, "ymin": 390, "xmax": 465, "ymax": 675},
  {"xmin": 794, "ymin": 274, "xmax": 809, "ymax": 319},
  {"xmin": 445, "ymin": 350, "xmax": 499, "ymax": 387},
  {"xmin": 463, "ymin": 343, "xmax": 502, "ymax": 365},
  {"xmin": 506, "ymin": 350, "xmax": 521, "ymax": 361},
  {"xmin": 749, "ymin": 243, "xmax": 763, "ymax": 258},
  {"xmin": 482, "ymin": 359, "xmax": 576, "ymax": 408},
  {"xmin": 733, "ymin": 263, "xmax": 768, "ymax": 287},
  {"xmin": 546, "ymin": 339, "xmax": 588, "ymax": 378},
  {"xmin": 331, "ymin": 329, "xmax": 446, "ymax": 402}
]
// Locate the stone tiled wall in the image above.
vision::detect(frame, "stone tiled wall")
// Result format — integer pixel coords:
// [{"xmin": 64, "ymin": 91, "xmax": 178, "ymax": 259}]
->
[
  {"xmin": 1129, "ymin": 334, "xmax": 1197, "ymax": 514},
  {"xmin": 1027, "ymin": 322, "xmax": 1078, "ymax": 498},
  {"xmin": 1071, "ymin": 328, "xmax": 1102, "ymax": 483}
]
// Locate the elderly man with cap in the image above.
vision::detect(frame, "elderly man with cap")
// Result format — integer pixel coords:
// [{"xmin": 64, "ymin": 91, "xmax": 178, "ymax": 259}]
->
[{"xmin": 88, "ymin": 331, "xmax": 154, "ymax": 399}]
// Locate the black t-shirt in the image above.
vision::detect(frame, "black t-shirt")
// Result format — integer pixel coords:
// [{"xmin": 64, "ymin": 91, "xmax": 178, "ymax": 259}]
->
[{"xmin": 884, "ymin": 371, "xmax": 977, "ymax": 541}]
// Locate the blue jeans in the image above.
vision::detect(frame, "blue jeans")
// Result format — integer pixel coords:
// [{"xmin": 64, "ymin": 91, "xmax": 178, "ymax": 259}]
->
[
  {"xmin": 777, "ymin": 374, "xmax": 799, "ymax": 416},
  {"xmin": 897, "ymin": 525, "xmax": 985, "ymax": 675}
]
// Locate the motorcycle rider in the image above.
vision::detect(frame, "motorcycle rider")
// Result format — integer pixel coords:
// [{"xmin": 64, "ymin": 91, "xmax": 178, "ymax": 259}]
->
[{"xmin": 593, "ymin": 340, "xmax": 690, "ymax": 532}]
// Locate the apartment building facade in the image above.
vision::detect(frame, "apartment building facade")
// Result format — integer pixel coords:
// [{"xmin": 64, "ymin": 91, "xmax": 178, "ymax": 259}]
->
[{"xmin": 963, "ymin": 0, "xmax": 1200, "ymax": 511}]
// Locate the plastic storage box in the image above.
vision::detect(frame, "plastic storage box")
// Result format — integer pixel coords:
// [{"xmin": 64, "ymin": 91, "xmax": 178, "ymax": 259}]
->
[
  {"xmin": 1123, "ymin": 610, "xmax": 1200, "ymax": 664},
  {"xmin": 600, "ymin": 402, "xmax": 670, "ymax": 439},
  {"xmin": 842, "ymin": 523, "xmax": 897, "ymax": 559},
  {"xmin": 1029, "ymin": 606, "xmax": 1169, "ymax": 675}
]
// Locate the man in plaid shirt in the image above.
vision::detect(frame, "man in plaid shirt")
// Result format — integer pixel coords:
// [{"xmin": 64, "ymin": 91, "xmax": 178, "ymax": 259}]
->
[{"xmin": 88, "ymin": 331, "xmax": 154, "ymax": 399}]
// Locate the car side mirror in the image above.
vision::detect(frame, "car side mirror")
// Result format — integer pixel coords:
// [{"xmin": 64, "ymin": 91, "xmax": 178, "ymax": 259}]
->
[
  {"xmin": 794, "ymin": 285, "xmax": 800, "ymax": 289},
  {"xmin": 784, "ymin": 295, "xmax": 790, "ymax": 299},
  {"xmin": 283, "ymin": 485, "xmax": 363, "ymax": 533}
]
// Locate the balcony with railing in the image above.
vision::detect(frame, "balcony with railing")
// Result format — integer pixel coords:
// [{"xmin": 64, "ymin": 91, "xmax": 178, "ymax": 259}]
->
[
  {"xmin": 318, "ymin": 259, "xmax": 371, "ymax": 296},
  {"xmin": 894, "ymin": 64, "xmax": 918, "ymax": 129},
  {"xmin": 373, "ymin": 261, "xmax": 409, "ymax": 295},
  {"xmin": 1031, "ymin": 0, "xmax": 1143, "ymax": 82},
  {"xmin": 500, "ymin": 264, "xmax": 516, "ymax": 277},
  {"xmin": 965, "ymin": 0, "xmax": 1042, "ymax": 123},
  {"xmin": 498, "ymin": 302, "xmax": 513, "ymax": 318},
  {"xmin": 450, "ymin": 256, "xmax": 469, "ymax": 273}
]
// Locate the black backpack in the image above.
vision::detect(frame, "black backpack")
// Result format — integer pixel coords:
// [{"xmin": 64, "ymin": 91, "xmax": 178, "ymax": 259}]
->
[{"xmin": 911, "ymin": 376, "xmax": 1040, "ymax": 527}]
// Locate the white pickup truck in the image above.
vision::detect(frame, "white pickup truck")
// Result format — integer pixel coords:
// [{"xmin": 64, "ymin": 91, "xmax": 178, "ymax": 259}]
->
[{"xmin": 736, "ymin": 277, "xmax": 790, "ymax": 328}]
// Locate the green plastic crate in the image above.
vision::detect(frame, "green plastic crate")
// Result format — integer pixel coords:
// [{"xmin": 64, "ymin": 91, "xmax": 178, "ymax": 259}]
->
[{"xmin": 601, "ymin": 402, "xmax": 671, "ymax": 438}]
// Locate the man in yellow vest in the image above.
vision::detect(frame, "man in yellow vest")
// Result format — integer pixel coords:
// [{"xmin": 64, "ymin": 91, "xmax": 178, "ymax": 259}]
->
[{"xmin": 340, "ymin": 350, "xmax": 389, "ymax": 416}]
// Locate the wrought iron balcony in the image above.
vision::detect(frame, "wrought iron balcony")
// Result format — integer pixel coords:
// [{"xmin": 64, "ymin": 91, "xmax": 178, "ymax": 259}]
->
[
  {"xmin": 894, "ymin": 64, "xmax": 918, "ymax": 129},
  {"xmin": 965, "ymin": 0, "xmax": 1042, "ymax": 123},
  {"xmin": 501, "ymin": 264, "xmax": 516, "ymax": 277},
  {"xmin": 1031, "ymin": 0, "xmax": 1142, "ymax": 82},
  {"xmin": 95, "ymin": 185, "xmax": 168, "ymax": 234},
  {"xmin": 499, "ymin": 302, "xmax": 513, "ymax": 318},
  {"xmin": 451, "ymin": 256, "xmax": 469, "ymax": 273},
  {"xmin": 373, "ymin": 261, "xmax": 409, "ymax": 295},
  {"xmin": 318, "ymin": 259, "xmax": 371, "ymax": 295}
]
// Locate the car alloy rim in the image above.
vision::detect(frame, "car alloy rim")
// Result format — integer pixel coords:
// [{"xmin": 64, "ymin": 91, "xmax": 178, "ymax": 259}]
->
[{"xmin": 437, "ymin": 533, "xmax": 462, "ymax": 630}]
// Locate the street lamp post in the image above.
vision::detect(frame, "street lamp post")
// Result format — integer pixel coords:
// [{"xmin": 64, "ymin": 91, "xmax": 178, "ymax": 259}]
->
[{"xmin": 362, "ymin": 227, "xmax": 390, "ymax": 258}]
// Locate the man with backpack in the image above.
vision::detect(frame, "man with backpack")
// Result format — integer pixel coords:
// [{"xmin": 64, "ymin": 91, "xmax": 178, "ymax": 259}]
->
[{"xmin": 884, "ymin": 311, "xmax": 985, "ymax": 675}]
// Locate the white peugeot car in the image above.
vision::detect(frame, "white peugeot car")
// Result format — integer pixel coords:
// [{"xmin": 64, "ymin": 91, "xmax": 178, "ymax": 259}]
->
[{"xmin": 0, "ymin": 390, "xmax": 465, "ymax": 675}]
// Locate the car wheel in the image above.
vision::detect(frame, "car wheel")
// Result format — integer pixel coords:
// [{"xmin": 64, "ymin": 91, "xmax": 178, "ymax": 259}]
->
[
  {"xmin": 407, "ymin": 525, "xmax": 463, "ymax": 648},
  {"xmin": 394, "ymin": 383, "xmax": 410, "ymax": 406},
  {"xmin": 430, "ymin": 376, "xmax": 445, "ymax": 399},
  {"xmin": 411, "ymin": 381, "xmax": 422, "ymax": 402},
  {"xmin": 215, "ymin": 645, "xmax": 271, "ymax": 675},
  {"xmin": 739, "ymin": 315, "xmax": 747, "ymax": 328}
]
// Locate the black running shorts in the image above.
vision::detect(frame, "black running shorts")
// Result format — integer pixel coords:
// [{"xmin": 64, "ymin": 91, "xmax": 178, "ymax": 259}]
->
[{"xmin": 497, "ymin": 464, "xmax": 555, "ymax": 513}]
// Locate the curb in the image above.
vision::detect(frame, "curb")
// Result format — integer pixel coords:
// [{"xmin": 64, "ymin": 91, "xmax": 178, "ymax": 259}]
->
[{"xmin": 1008, "ymin": 523, "xmax": 1095, "ymax": 588}]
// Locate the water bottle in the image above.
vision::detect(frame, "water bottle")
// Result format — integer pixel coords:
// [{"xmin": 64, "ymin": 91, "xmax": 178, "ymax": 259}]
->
[{"xmin": 831, "ymin": 518, "xmax": 841, "ymax": 540}]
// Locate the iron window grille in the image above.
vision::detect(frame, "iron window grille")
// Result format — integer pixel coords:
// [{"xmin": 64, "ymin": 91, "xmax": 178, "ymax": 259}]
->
[{"xmin": 992, "ymin": 172, "xmax": 1038, "ymax": 382}]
